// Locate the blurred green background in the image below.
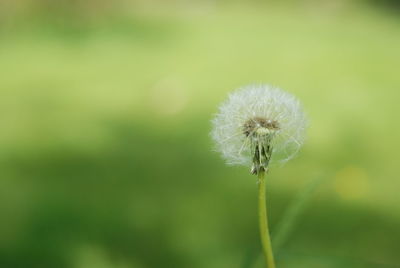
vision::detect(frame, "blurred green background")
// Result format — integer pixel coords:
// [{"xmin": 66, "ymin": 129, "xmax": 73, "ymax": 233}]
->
[{"xmin": 1, "ymin": 0, "xmax": 400, "ymax": 267}]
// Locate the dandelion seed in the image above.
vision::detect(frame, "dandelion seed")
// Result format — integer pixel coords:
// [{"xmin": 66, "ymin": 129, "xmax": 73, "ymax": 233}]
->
[
  {"xmin": 211, "ymin": 84, "xmax": 307, "ymax": 174},
  {"xmin": 211, "ymin": 84, "xmax": 308, "ymax": 268}
]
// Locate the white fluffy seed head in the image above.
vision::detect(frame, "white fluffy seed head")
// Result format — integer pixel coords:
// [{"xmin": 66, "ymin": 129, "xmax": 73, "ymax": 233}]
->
[{"xmin": 211, "ymin": 84, "xmax": 307, "ymax": 169}]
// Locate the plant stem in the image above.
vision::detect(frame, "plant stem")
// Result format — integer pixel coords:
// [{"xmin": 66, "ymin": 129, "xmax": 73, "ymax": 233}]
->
[{"xmin": 258, "ymin": 169, "xmax": 276, "ymax": 268}]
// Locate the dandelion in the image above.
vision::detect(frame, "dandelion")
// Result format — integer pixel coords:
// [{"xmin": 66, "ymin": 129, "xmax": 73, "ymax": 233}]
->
[{"xmin": 211, "ymin": 84, "xmax": 307, "ymax": 268}]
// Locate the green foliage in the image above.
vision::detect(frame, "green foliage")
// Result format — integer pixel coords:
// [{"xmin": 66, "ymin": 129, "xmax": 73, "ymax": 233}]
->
[{"xmin": 1, "ymin": 2, "xmax": 400, "ymax": 267}]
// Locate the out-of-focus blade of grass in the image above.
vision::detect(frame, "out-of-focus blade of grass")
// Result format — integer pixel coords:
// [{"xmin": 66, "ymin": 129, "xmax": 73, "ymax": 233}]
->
[
  {"xmin": 243, "ymin": 173, "xmax": 327, "ymax": 268},
  {"xmin": 277, "ymin": 251, "xmax": 400, "ymax": 268},
  {"xmin": 250, "ymin": 251, "xmax": 396, "ymax": 268},
  {"xmin": 240, "ymin": 246, "xmax": 259, "ymax": 268},
  {"xmin": 273, "ymin": 173, "xmax": 328, "ymax": 253}
]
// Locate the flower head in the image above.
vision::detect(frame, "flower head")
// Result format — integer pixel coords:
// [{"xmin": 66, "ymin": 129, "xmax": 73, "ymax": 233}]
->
[{"xmin": 211, "ymin": 84, "xmax": 307, "ymax": 174}]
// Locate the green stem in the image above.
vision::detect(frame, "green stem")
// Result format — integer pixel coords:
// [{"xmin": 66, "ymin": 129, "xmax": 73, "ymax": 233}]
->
[{"xmin": 258, "ymin": 170, "xmax": 276, "ymax": 268}]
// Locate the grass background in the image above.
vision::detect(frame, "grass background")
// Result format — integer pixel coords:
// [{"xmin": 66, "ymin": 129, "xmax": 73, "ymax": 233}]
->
[{"xmin": 1, "ymin": 1, "xmax": 400, "ymax": 267}]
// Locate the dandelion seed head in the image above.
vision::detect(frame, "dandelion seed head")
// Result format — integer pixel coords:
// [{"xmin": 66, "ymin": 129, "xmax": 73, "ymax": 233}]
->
[{"xmin": 211, "ymin": 84, "xmax": 307, "ymax": 173}]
